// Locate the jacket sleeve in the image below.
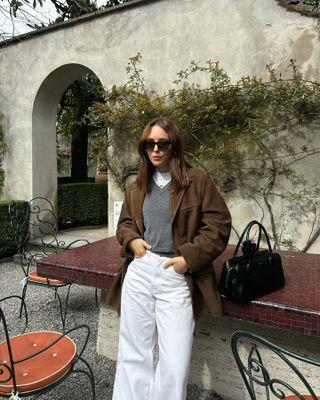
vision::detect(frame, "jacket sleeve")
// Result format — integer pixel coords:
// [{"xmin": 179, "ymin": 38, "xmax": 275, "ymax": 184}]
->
[
  {"xmin": 116, "ymin": 188, "xmax": 142, "ymax": 258},
  {"xmin": 177, "ymin": 173, "xmax": 231, "ymax": 273}
]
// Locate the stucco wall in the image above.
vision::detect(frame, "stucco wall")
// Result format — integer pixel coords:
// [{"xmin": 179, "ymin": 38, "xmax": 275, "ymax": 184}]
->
[{"xmin": 0, "ymin": 0, "xmax": 319, "ymax": 249}]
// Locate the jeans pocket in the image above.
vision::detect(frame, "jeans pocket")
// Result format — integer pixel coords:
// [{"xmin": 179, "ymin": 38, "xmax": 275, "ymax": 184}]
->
[{"xmin": 134, "ymin": 250, "xmax": 149, "ymax": 260}]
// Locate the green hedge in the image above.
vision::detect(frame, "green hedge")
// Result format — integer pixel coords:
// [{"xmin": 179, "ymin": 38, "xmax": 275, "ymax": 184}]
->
[
  {"xmin": 58, "ymin": 177, "xmax": 95, "ymax": 184},
  {"xmin": 58, "ymin": 183, "xmax": 108, "ymax": 228},
  {"xmin": 0, "ymin": 200, "xmax": 29, "ymax": 258}
]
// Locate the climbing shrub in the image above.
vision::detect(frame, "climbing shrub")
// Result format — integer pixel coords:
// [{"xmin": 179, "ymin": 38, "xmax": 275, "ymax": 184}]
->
[{"xmin": 87, "ymin": 55, "xmax": 320, "ymax": 251}]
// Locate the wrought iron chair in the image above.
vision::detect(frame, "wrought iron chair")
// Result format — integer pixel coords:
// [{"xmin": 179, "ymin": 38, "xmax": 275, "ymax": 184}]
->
[
  {"xmin": 0, "ymin": 295, "xmax": 96, "ymax": 399},
  {"xmin": 0, "ymin": 295, "xmax": 28, "ymax": 332},
  {"xmin": 231, "ymin": 330, "xmax": 320, "ymax": 400},
  {"xmin": 9, "ymin": 197, "xmax": 91, "ymax": 330}
]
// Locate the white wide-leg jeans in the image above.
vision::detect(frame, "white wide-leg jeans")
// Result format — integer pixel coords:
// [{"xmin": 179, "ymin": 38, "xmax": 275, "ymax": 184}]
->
[{"xmin": 112, "ymin": 250, "xmax": 195, "ymax": 400}]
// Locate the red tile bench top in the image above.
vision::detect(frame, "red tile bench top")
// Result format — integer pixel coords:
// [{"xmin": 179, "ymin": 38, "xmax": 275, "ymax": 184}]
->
[{"xmin": 37, "ymin": 237, "xmax": 320, "ymax": 336}]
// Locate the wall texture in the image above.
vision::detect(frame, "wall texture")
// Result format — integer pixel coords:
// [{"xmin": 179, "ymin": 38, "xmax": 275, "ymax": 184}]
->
[{"xmin": 0, "ymin": 0, "xmax": 319, "ymax": 249}]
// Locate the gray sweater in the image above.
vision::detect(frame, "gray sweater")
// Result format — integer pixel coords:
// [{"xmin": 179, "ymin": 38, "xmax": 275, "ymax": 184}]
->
[{"xmin": 142, "ymin": 180, "xmax": 174, "ymax": 257}]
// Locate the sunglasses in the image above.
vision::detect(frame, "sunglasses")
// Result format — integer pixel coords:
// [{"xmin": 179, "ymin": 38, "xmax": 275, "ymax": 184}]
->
[{"xmin": 144, "ymin": 140, "xmax": 171, "ymax": 151}]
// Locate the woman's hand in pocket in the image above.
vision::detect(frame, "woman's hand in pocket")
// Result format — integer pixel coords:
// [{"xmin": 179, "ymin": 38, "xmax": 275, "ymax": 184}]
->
[
  {"xmin": 163, "ymin": 256, "xmax": 189, "ymax": 275},
  {"xmin": 129, "ymin": 238, "xmax": 152, "ymax": 258}
]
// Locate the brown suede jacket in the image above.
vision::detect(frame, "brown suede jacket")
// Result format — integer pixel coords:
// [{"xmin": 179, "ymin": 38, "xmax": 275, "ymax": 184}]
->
[{"xmin": 107, "ymin": 168, "xmax": 231, "ymax": 320}]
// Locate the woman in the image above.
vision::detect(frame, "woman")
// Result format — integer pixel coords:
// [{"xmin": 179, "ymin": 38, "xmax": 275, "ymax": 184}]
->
[{"xmin": 108, "ymin": 117, "xmax": 231, "ymax": 400}]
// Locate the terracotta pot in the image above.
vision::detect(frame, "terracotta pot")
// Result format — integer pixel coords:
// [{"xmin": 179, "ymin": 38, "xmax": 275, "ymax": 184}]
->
[{"xmin": 95, "ymin": 170, "xmax": 108, "ymax": 183}]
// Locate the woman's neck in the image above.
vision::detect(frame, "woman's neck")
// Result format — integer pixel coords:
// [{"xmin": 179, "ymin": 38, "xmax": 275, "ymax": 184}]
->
[{"xmin": 156, "ymin": 168, "xmax": 170, "ymax": 173}]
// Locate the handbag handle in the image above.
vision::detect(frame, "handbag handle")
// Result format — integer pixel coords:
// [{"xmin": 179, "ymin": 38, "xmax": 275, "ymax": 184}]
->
[
  {"xmin": 245, "ymin": 222, "xmax": 262, "ymax": 251},
  {"xmin": 233, "ymin": 220, "xmax": 273, "ymax": 257},
  {"xmin": 247, "ymin": 221, "xmax": 273, "ymax": 253}
]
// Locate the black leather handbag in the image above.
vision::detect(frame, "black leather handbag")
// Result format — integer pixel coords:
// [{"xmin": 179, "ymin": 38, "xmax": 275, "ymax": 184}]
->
[{"xmin": 218, "ymin": 220, "xmax": 285, "ymax": 303}]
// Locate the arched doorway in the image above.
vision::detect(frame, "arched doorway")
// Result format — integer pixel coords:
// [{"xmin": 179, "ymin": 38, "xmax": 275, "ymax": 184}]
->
[{"xmin": 32, "ymin": 63, "xmax": 103, "ymax": 208}]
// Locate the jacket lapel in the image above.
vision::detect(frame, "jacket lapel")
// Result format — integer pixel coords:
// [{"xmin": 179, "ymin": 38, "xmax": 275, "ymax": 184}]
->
[
  {"xmin": 131, "ymin": 187, "xmax": 145, "ymax": 235},
  {"xmin": 169, "ymin": 171, "xmax": 194, "ymax": 223},
  {"xmin": 169, "ymin": 187, "xmax": 186, "ymax": 224}
]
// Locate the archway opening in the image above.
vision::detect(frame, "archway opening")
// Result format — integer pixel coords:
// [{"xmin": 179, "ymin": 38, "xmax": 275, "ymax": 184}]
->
[
  {"xmin": 32, "ymin": 63, "xmax": 107, "ymax": 229},
  {"xmin": 57, "ymin": 73, "xmax": 105, "ymax": 183}
]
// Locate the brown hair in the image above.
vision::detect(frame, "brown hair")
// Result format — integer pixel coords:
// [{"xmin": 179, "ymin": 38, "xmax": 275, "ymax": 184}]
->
[{"xmin": 136, "ymin": 117, "xmax": 191, "ymax": 193}]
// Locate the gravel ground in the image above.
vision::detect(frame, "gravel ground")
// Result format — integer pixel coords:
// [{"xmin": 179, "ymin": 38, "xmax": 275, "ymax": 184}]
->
[{"xmin": 0, "ymin": 261, "xmax": 223, "ymax": 400}]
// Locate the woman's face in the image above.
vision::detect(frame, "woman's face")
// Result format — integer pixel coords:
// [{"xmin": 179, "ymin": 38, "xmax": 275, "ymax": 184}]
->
[{"xmin": 145, "ymin": 125, "xmax": 172, "ymax": 172}]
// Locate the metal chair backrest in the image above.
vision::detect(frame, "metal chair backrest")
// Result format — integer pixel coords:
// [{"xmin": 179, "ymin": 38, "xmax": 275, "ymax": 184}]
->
[
  {"xmin": 231, "ymin": 330, "xmax": 320, "ymax": 400},
  {"xmin": 9, "ymin": 197, "xmax": 72, "ymax": 277},
  {"xmin": 8, "ymin": 197, "xmax": 91, "ymax": 330}
]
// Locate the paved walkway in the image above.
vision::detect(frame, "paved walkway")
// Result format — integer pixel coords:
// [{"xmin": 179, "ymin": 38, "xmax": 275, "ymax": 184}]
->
[{"xmin": 56, "ymin": 225, "xmax": 111, "ymax": 247}]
